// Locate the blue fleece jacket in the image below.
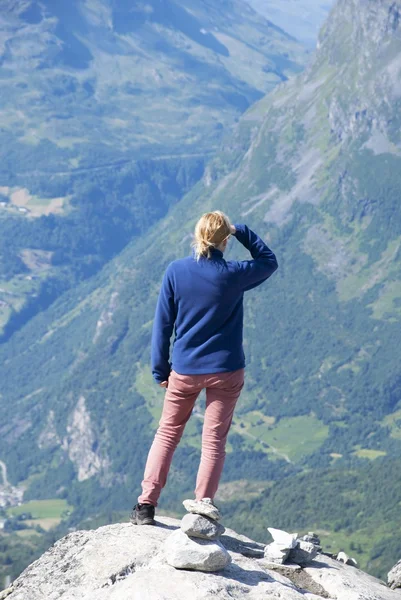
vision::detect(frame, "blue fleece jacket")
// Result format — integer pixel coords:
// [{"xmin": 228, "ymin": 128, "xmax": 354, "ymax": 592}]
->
[{"xmin": 151, "ymin": 224, "xmax": 278, "ymax": 383}]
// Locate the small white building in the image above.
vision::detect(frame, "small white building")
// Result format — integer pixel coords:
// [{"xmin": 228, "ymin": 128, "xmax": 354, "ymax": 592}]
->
[{"xmin": 0, "ymin": 519, "xmax": 6, "ymax": 530}]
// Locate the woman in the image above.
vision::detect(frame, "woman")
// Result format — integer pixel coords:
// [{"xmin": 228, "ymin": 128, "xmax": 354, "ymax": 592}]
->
[{"xmin": 131, "ymin": 210, "xmax": 278, "ymax": 525}]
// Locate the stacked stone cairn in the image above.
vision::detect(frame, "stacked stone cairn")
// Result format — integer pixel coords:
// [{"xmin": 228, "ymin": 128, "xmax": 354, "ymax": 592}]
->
[
  {"xmin": 164, "ymin": 498, "xmax": 231, "ymax": 572},
  {"xmin": 264, "ymin": 527, "xmax": 322, "ymax": 567}
]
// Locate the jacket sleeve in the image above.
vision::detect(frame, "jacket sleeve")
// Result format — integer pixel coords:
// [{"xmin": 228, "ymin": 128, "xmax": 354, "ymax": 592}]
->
[
  {"xmin": 151, "ymin": 265, "xmax": 176, "ymax": 383},
  {"xmin": 232, "ymin": 223, "xmax": 278, "ymax": 292}
]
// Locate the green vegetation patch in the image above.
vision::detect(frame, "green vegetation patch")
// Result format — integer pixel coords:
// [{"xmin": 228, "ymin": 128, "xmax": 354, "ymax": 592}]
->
[
  {"xmin": 353, "ymin": 446, "xmax": 387, "ymax": 460},
  {"xmin": 7, "ymin": 499, "xmax": 72, "ymax": 520},
  {"xmin": 238, "ymin": 414, "xmax": 329, "ymax": 462},
  {"xmin": 367, "ymin": 280, "xmax": 401, "ymax": 321},
  {"xmin": 382, "ymin": 409, "xmax": 401, "ymax": 440},
  {"xmin": 338, "ymin": 237, "xmax": 401, "ymax": 303}
]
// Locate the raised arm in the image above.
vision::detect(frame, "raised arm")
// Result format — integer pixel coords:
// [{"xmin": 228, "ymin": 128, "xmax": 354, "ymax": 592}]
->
[
  {"xmin": 232, "ymin": 223, "xmax": 278, "ymax": 291},
  {"xmin": 151, "ymin": 265, "xmax": 176, "ymax": 384}
]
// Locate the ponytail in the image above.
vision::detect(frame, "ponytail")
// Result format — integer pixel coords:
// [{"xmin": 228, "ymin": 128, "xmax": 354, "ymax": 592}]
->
[{"xmin": 191, "ymin": 210, "xmax": 232, "ymax": 261}]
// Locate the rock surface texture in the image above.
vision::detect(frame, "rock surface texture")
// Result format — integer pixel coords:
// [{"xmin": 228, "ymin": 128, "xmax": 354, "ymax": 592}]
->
[
  {"xmin": 388, "ymin": 559, "xmax": 401, "ymax": 589},
  {"xmin": 182, "ymin": 498, "xmax": 221, "ymax": 521},
  {"xmin": 264, "ymin": 527, "xmax": 319, "ymax": 566},
  {"xmin": 164, "ymin": 529, "xmax": 231, "ymax": 571},
  {"xmin": 5, "ymin": 517, "xmax": 401, "ymax": 600},
  {"xmin": 180, "ymin": 513, "xmax": 225, "ymax": 540}
]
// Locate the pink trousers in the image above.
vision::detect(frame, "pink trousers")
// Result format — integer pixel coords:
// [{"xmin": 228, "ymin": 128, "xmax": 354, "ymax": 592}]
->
[{"xmin": 138, "ymin": 367, "xmax": 245, "ymax": 507}]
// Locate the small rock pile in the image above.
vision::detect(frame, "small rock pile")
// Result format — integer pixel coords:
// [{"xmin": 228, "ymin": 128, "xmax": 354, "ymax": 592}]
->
[
  {"xmin": 164, "ymin": 498, "xmax": 231, "ymax": 572},
  {"xmin": 264, "ymin": 527, "xmax": 321, "ymax": 566},
  {"xmin": 336, "ymin": 551, "xmax": 358, "ymax": 567}
]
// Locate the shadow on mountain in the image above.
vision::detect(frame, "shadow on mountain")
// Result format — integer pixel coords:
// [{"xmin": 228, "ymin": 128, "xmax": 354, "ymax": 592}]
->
[{"xmin": 112, "ymin": 0, "xmax": 229, "ymax": 57}]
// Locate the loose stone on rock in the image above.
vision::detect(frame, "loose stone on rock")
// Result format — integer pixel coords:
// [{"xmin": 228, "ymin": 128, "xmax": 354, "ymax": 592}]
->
[
  {"xmin": 288, "ymin": 540, "xmax": 319, "ymax": 566},
  {"xmin": 267, "ymin": 527, "xmax": 298, "ymax": 549},
  {"xmin": 336, "ymin": 551, "xmax": 358, "ymax": 567},
  {"xmin": 264, "ymin": 527, "xmax": 299, "ymax": 565},
  {"xmin": 264, "ymin": 542, "xmax": 290, "ymax": 565},
  {"xmin": 164, "ymin": 528, "xmax": 231, "ymax": 571},
  {"xmin": 182, "ymin": 498, "xmax": 221, "ymax": 521},
  {"xmin": 181, "ymin": 513, "xmax": 225, "ymax": 540}
]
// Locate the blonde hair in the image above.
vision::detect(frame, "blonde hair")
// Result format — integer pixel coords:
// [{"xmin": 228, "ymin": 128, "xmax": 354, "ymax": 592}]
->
[{"xmin": 191, "ymin": 210, "xmax": 232, "ymax": 261}]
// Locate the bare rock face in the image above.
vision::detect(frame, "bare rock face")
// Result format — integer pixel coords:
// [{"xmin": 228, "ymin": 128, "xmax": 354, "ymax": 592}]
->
[
  {"xmin": 267, "ymin": 527, "xmax": 298, "ymax": 549},
  {"xmin": 62, "ymin": 396, "xmax": 110, "ymax": 482},
  {"xmin": 264, "ymin": 542, "xmax": 290, "ymax": 565},
  {"xmin": 4, "ymin": 517, "xmax": 401, "ymax": 600},
  {"xmin": 164, "ymin": 529, "xmax": 231, "ymax": 571},
  {"xmin": 288, "ymin": 541, "xmax": 319, "ymax": 566},
  {"xmin": 180, "ymin": 513, "xmax": 225, "ymax": 540},
  {"xmin": 388, "ymin": 558, "xmax": 401, "ymax": 589}
]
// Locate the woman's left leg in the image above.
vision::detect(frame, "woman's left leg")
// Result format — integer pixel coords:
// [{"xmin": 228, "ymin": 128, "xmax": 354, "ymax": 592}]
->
[{"xmin": 195, "ymin": 368, "xmax": 245, "ymax": 501}]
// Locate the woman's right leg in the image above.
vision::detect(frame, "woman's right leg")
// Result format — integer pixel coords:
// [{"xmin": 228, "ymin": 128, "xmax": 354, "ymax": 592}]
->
[{"xmin": 138, "ymin": 370, "xmax": 202, "ymax": 507}]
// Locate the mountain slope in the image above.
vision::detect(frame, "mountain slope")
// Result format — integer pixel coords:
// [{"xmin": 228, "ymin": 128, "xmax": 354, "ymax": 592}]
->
[
  {"xmin": 0, "ymin": 0, "xmax": 307, "ymax": 337},
  {"xmin": 247, "ymin": 0, "xmax": 334, "ymax": 46},
  {"xmin": 1, "ymin": 0, "xmax": 401, "ymax": 581},
  {"xmin": 0, "ymin": 0, "xmax": 305, "ymax": 170}
]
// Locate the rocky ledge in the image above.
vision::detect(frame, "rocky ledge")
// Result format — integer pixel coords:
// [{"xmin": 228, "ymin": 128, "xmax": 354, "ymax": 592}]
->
[{"xmin": 2, "ymin": 517, "xmax": 400, "ymax": 600}]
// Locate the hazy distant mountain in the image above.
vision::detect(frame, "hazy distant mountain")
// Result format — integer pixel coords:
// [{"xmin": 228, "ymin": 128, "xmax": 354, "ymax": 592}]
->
[
  {"xmin": 0, "ymin": 0, "xmax": 305, "ymax": 174},
  {"xmin": 0, "ymin": 0, "xmax": 307, "ymax": 339},
  {"xmin": 247, "ymin": 0, "xmax": 334, "ymax": 46},
  {"xmin": 1, "ymin": 0, "xmax": 400, "ymax": 581}
]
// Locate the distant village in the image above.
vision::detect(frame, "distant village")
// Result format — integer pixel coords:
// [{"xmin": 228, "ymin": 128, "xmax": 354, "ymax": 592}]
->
[
  {"xmin": 0, "ymin": 460, "xmax": 24, "ymax": 526},
  {"xmin": 0, "ymin": 485, "xmax": 24, "ymax": 511}
]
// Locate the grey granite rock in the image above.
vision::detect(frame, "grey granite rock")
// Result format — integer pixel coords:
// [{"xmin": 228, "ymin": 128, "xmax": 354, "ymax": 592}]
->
[
  {"xmin": 388, "ymin": 558, "xmax": 401, "ymax": 589},
  {"xmin": 336, "ymin": 551, "xmax": 358, "ymax": 567},
  {"xmin": 304, "ymin": 553, "xmax": 399, "ymax": 600},
  {"xmin": 264, "ymin": 527, "xmax": 299, "ymax": 565},
  {"xmin": 164, "ymin": 528, "xmax": 231, "ymax": 571},
  {"xmin": 180, "ymin": 513, "xmax": 225, "ymax": 540},
  {"xmin": 264, "ymin": 542, "xmax": 290, "ymax": 564},
  {"xmin": 267, "ymin": 527, "xmax": 298, "ymax": 549},
  {"xmin": 183, "ymin": 498, "xmax": 221, "ymax": 520},
  {"xmin": 5, "ymin": 516, "xmax": 401, "ymax": 600},
  {"xmin": 301, "ymin": 532, "xmax": 321, "ymax": 547},
  {"xmin": 288, "ymin": 540, "xmax": 318, "ymax": 566}
]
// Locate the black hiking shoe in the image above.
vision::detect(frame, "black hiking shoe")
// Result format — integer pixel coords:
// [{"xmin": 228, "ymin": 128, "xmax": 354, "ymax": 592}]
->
[{"xmin": 130, "ymin": 503, "xmax": 156, "ymax": 525}]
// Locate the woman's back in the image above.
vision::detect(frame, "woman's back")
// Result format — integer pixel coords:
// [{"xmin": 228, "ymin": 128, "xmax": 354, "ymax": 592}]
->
[{"xmin": 151, "ymin": 223, "xmax": 278, "ymax": 383}]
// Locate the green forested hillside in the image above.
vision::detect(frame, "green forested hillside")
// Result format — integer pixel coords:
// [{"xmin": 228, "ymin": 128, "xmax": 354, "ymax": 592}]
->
[
  {"xmin": 224, "ymin": 458, "xmax": 401, "ymax": 578},
  {"xmin": 1, "ymin": 0, "xmax": 401, "ymax": 586},
  {"xmin": 0, "ymin": 0, "xmax": 306, "ymax": 338}
]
